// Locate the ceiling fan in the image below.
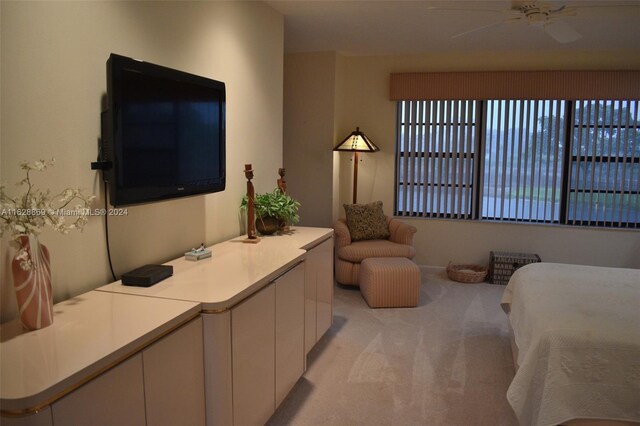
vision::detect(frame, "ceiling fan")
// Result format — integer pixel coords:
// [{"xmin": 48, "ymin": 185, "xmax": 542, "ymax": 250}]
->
[{"xmin": 430, "ymin": 1, "xmax": 639, "ymax": 44}]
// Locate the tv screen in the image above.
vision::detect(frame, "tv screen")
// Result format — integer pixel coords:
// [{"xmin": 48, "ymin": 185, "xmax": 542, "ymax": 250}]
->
[{"xmin": 102, "ymin": 53, "xmax": 226, "ymax": 206}]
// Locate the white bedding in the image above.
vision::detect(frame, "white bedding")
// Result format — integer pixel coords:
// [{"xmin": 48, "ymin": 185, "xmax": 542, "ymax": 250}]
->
[{"xmin": 500, "ymin": 263, "xmax": 640, "ymax": 426}]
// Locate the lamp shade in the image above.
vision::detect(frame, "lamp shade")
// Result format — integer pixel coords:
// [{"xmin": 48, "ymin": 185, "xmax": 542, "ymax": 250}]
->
[{"xmin": 333, "ymin": 127, "xmax": 379, "ymax": 152}]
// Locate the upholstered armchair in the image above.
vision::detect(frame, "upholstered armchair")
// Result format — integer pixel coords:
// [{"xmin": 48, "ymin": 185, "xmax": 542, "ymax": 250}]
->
[{"xmin": 334, "ymin": 216, "xmax": 417, "ymax": 286}]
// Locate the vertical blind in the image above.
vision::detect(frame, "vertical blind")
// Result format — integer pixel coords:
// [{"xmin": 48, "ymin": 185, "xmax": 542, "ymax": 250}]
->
[
  {"xmin": 396, "ymin": 100, "xmax": 478, "ymax": 218},
  {"xmin": 482, "ymin": 100, "xmax": 566, "ymax": 222},
  {"xmin": 396, "ymin": 99, "xmax": 640, "ymax": 228},
  {"xmin": 568, "ymin": 100, "xmax": 640, "ymax": 227}
]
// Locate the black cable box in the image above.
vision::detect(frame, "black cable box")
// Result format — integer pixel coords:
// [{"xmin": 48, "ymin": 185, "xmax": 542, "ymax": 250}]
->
[{"xmin": 121, "ymin": 264, "xmax": 173, "ymax": 287}]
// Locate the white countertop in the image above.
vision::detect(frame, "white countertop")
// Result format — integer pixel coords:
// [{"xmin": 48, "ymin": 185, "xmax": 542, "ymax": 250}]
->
[
  {"xmin": 0, "ymin": 291, "xmax": 200, "ymax": 412},
  {"xmin": 95, "ymin": 227, "xmax": 333, "ymax": 311}
]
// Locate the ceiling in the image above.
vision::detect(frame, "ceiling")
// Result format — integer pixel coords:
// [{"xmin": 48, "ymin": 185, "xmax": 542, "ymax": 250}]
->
[{"xmin": 265, "ymin": 0, "xmax": 640, "ymax": 55}]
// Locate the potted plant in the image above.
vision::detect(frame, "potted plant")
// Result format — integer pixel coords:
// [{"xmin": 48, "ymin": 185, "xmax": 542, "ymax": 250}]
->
[{"xmin": 241, "ymin": 188, "xmax": 300, "ymax": 235}]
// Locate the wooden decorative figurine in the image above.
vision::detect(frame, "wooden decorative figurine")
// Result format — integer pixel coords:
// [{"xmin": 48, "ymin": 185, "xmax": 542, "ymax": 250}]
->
[
  {"xmin": 277, "ymin": 167, "xmax": 291, "ymax": 233},
  {"xmin": 243, "ymin": 164, "xmax": 260, "ymax": 243},
  {"xmin": 277, "ymin": 167, "xmax": 286, "ymax": 194}
]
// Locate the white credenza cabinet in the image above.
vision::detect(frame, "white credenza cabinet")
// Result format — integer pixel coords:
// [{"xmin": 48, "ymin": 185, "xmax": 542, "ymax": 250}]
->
[
  {"xmin": 304, "ymin": 237, "xmax": 334, "ymax": 354},
  {"xmin": 206, "ymin": 262, "xmax": 306, "ymax": 426},
  {"xmin": 275, "ymin": 262, "xmax": 305, "ymax": 407},
  {"xmin": 52, "ymin": 353, "xmax": 146, "ymax": 426},
  {"xmin": 142, "ymin": 317, "xmax": 205, "ymax": 426},
  {"xmin": 54, "ymin": 317, "xmax": 204, "ymax": 426},
  {"xmin": 2, "ymin": 228, "xmax": 332, "ymax": 426},
  {"xmin": 4, "ymin": 317, "xmax": 204, "ymax": 426},
  {"xmin": 232, "ymin": 283, "xmax": 276, "ymax": 426}
]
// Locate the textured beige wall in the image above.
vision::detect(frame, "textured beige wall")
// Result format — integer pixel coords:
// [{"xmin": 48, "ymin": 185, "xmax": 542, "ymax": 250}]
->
[
  {"xmin": 0, "ymin": 1, "xmax": 283, "ymax": 322},
  {"xmin": 291, "ymin": 49, "xmax": 640, "ymax": 268},
  {"xmin": 283, "ymin": 52, "xmax": 336, "ymax": 227},
  {"xmin": 332, "ymin": 54, "xmax": 348, "ymax": 223}
]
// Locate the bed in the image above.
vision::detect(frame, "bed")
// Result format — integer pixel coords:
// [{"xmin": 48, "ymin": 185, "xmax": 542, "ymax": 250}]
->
[{"xmin": 500, "ymin": 263, "xmax": 640, "ymax": 426}]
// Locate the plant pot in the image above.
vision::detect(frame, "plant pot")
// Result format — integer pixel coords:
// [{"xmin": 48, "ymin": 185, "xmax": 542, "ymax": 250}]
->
[
  {"xmin": 255, "ymin": 216, "xmax": 281, "ymax": 235},
  {"xmin": 11, "ymin": 235, "xmax": 53, "ymax": 330}
]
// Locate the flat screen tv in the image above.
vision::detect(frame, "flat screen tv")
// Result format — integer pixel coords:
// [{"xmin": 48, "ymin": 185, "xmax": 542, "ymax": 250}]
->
[{"xmin": 101, "ymin": 53, "xmax": 225, "ymax": 206}]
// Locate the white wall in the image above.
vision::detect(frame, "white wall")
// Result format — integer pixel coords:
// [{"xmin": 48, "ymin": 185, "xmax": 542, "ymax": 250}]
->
[
  {"xmin": 285, "ymin": 49, "xmax": 640, "ymax": 268},
  {"xmin": 0, "ymin": 1, "xmax": 284, "ymax": 322}
]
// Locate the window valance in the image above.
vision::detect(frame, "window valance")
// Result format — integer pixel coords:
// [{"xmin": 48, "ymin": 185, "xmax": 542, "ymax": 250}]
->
[{"xmin": 389, "ymin": 70, "xmax": 640, "ymax": 101}]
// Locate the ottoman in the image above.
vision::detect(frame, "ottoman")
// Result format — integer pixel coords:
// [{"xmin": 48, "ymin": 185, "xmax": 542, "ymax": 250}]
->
[{"xmin": 359, "ymin": 257, "xmax": 421, "ymax": 308}]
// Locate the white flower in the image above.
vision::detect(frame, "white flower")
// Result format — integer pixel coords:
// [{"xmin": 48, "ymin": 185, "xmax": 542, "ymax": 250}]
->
[
  {"xmin": 1, "ymin": 158, "xmax": 95, "ymax": 266},
  {"xmin": 61, "ymin": 189, "xmax": 74, "ymax": 203},
  {"xmin": 20, "ymin": 158, "xmax": 54, "ymax": 172}
]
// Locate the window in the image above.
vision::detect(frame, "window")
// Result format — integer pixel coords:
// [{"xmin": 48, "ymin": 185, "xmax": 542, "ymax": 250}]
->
[
  {"xmin": 482, "ymin": 100, "xmax": 566, "ymax": 223},
  {"xmin": 395, "ymin": 99, "xmax": 640, "ymax": 229},
  {"xmin": 396, "ymin": 100, "xmax": 478, "ymax": 219},
  {"xmin": 568, "ymin": 100, "xmax": 640, "ymax": 227}
]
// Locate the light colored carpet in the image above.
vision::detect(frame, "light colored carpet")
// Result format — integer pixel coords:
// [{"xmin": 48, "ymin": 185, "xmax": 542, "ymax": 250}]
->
[{"xmin": 267, "ymin": 266, "xmax": 518, "ymax": 426}]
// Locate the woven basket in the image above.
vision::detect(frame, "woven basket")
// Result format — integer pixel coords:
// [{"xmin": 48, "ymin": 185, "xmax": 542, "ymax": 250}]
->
[{"xmin": 446, "ymin": 263, "xmax": 488, "ymax": 283}]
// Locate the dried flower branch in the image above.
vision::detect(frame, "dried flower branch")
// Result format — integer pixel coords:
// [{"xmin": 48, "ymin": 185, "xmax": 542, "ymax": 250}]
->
[{"xmin": 0, "ymin": 159, "xmax": 96, "ymax": 269}]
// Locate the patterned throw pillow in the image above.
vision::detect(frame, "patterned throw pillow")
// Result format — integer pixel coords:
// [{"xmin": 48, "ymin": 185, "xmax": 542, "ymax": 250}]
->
[{"xmin": 343, "ymin": 201, "xmax": 390, "ymax": 241}]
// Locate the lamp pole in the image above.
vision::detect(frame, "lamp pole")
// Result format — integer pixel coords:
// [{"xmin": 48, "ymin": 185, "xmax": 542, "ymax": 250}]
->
[{"xmin": 352, "ymin": 151, "xmax": 359, "ymax": 204}]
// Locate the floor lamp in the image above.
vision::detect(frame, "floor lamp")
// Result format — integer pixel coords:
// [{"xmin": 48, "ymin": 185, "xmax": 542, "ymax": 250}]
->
[{"xmin": 333, "ymin": 127, "xmax": 379, "ymax": 204}]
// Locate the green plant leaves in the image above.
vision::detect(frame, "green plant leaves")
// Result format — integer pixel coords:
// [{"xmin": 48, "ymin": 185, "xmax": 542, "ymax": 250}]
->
[{"xmin": 239, "ymin": 188, "xmax": 300, "ymax": 225}]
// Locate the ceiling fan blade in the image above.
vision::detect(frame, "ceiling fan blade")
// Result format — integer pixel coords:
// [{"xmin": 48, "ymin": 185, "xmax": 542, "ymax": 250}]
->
[
  {"xmin": 425, "ymin": 6, "xmax": 516, "ymax": 14},
  {"xmin": 571, "ymin": 3, "xmax": 640, "ymax": 10},
  {"xmin": 426, "ymin": 5, "xmax": 524, "ymax": 23},
  {"xmin": 544, "ymin": 21, "xmax": 582, "ymax": 43},
  {"xmin": 451, "ymin": 20, "xmax": 508, "ymax": 39},
  {"xmin": 549, "ymin": 7, "xmax": 577, "ymax": 18}
]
